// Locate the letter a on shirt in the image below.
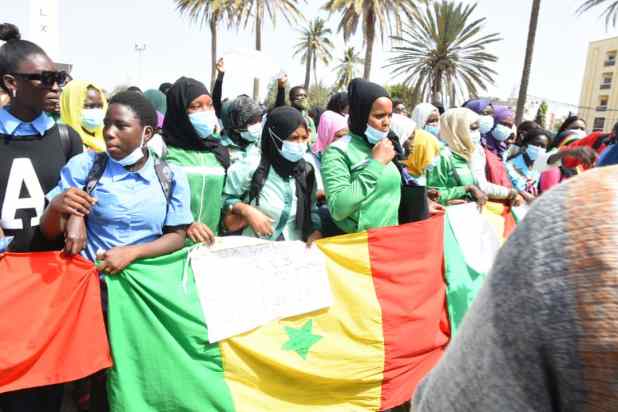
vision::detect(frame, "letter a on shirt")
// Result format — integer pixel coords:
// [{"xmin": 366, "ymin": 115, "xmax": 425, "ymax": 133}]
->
[{"xmin": 1, "ymin": 158, "xmax": 45, "ymax": 230}]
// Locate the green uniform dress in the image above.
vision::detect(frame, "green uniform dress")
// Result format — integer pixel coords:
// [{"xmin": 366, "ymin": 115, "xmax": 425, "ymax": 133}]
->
[
  {"xmin": 164, "ymin": 146, "xmax": 226, "ymax": 234},
  {"xmin": 223, "ymin": 151, "xmax": 321, "ymax": 241},
  {"xmin": 427, "ymin": 148, "xmax": 476, "ymax": 205},
  {"xmin": 220, "ymin": 134, "xmax": 260, "ymax": 166},
  {"xmin": 321, "ymin": 133, "xmax": 401, "ymax": 233}
]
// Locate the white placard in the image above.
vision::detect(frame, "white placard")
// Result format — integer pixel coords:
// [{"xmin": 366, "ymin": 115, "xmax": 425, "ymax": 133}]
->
[{"xmin": 190, "ymin": 237, "xmax": 332, "ymax": 343}]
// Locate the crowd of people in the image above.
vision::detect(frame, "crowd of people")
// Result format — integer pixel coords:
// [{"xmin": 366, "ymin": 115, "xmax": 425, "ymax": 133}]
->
[{"xmin": 1, "ymin": 20, "xmax": 617, "ymax": 412}]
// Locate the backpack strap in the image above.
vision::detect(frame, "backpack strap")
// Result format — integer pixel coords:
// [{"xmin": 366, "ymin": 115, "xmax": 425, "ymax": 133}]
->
[
  {"xmin": 153, "ymin": 157, "xmax": 174, "ymax": 204},
  {"xmin": 84, "ymin": 153, "xmax": 109, "ymax": 195},
  {"xmin": 58, "ymin": 124, "xmax": 72, "ymax": 162}
]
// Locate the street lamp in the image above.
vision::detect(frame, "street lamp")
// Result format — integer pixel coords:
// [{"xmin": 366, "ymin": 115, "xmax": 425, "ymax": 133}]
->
[{"xmin": 134, "ymin": 43, "xmax": 147, "ymax": 86}]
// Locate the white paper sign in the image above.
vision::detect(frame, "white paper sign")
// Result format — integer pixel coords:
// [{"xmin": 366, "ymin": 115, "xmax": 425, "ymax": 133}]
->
[
  {"xmin": 447, "ymin": 203, "xmax": 501, "ymax": 275},
  {"xmin": 190, "ymin": 237, "xmax": 332, "ymax": 343}
]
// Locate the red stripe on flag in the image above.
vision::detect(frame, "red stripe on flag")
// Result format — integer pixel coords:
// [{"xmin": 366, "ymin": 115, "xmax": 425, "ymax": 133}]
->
[
  {"xmin": 368, "ymin": 216, "xmax": 450, "ymax": 410},
  {"xmin": 503, "ymin": 207, "xmax": 517, "ymax": 239},
  {"xmin": 0, "ymin": 252, "xmax": 112, "ymax": 393}
]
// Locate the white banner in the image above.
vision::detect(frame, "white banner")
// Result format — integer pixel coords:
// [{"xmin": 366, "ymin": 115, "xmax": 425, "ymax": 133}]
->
[{"xmin": 190, "ymin": 237, "xmax": 332, "ymax": 343}]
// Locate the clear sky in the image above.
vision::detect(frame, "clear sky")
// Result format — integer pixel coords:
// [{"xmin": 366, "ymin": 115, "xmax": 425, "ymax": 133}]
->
[{"xmin": 3, "ymin": 0, "xmax": 617, "ymax": 105}]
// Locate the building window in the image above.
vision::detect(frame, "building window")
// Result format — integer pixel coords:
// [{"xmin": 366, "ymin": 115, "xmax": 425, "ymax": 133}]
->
[
  {"xmin": 606, "ymin": 51, "xmax": 617, "ymax": 66},
  {"xmin": 593, "ymin": 117, "xmax": 606, "ymax": 131},
  {"xmin": 597, "ymin": 96, "xmax": 609, "ymax": 111},
  {"xmin": 601, "ymin": 73, "xmax": 613, "ymax": 89}
]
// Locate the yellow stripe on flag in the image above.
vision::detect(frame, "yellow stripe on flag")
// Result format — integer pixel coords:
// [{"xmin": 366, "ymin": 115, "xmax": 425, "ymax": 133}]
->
[
  {"xmin": 483, "ymin": 201, "xmax": 507, "ymax": 243},
  {"xmin": 219, "ymin": 232, "xmax": 385, "ymax": 411}
]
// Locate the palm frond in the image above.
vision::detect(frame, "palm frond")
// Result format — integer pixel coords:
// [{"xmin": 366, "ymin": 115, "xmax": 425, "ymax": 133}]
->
[{"xmin": 385, "ymin": 0, "xmax": 500, "ymax": 106}]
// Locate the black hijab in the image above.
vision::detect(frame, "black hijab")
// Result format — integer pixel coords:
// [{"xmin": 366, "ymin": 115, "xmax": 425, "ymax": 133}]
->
[
  {"xmin": 348, "ymin": 78, "xmax": 390, "ymax": 139},
  {"xmin": 249, "ymin": 106, "xmax": 315, "ymax": 240},
  {"xmin": 162, "ymin": 77, "xmax": 230, "ymax": 168},
  {"xmin": 347, "ymin": 79, "xmax": 404, "ymax": 164}
]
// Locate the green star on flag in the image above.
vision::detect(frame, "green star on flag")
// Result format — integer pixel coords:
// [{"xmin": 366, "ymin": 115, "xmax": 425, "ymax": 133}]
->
[{"xmin": 282, "ymin": 320, "xmax": 322, "ymax": 360}]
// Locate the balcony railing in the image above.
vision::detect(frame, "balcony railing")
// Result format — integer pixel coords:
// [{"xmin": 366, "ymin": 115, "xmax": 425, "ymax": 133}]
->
[
  {"xmin": 601, "ymin": 83, "xmax": 612, "ymax": 89},
  {"xmin": 597, "ymin": 105, "xmax": 608, "ymax": 111},
  {"xmin": 605, "ymin": 59, "xmax": 616, "ymax": 66}
]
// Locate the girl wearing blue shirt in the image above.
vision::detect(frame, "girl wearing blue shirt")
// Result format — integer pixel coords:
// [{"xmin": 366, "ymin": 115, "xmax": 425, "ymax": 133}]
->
[
  {"xmin": 42, "ymin": 91, "xmax": 193, "ymax": 273},
  {"xmin": 505, "ymin": 128, "xmax": 550, "ymax": 203}
]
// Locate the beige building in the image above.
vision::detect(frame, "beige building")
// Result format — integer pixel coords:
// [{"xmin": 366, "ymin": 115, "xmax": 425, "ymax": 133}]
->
[{"xmin": 579, "ymin": 36, "xmax": 618, "ymax": 132}]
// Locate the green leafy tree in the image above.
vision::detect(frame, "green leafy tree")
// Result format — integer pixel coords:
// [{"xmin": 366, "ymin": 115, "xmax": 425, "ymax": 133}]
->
[
  {"xmin": 386, "ymin": 83, "xmax": 418, "ymax": 111},
  {"xmin": 307, "ymin": 82, "xmax": 331, "ymax": 108},
  {"xmin": 535, "ymin": 101, "xmax": 548, "ymax": 128},
  {"xmin": 323, "ymin": 0, "xmax": 420, "ymax": 80},
  {"xmin": 293, "ymin": 17, "xmax": 334, "ymax": 90},
  {"xmin": 174, "ymin": 0, "xmax": 235, "ymax": 86},
  {"xmin": 333, "ymin": 47, "xmax": 364, "ymax": 91},
  {"xmin": 578, "ymin": 0, "xmax": 618, "ymax": 28},
  {"xmin": 234, "ymin": 0, "xmax": 305, "ymax": 99},
  {"xmin": 387, "ymin": 0, "xmax": 501, "ymax": 107}
]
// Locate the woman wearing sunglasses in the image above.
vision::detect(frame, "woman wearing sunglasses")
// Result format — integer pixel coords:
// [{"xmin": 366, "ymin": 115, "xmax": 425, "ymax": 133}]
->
[{"xmin": 0, "ymin": 22, "xmax": 83, "ymax": 412}]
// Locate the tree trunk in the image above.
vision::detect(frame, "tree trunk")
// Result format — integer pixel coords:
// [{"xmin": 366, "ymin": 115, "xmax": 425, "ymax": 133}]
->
[
  {"xmin": 313, "ymin": 54, "xmax": 318, "ymax": 88},
  {"xmin": 516, "ymin": 0, "xmax": 541, "ymax": 125},
  {"xmin": 363, "ymin": 11, "xmax": 375, "ymax": 80},
  {"xmin": 210, "ymin": 17, "xmax": 217, "ymax": 90},
  {"xmin": 253, "ymin": 13, "xmax": 262, "ymax": 101},
  {"xmin": 304, "ymin": 49, "xmax": 311, "ymax": 90}
]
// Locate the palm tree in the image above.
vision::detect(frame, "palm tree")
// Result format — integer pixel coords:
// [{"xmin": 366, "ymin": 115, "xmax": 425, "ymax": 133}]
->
[
  {"xmin": 333, "ymin": 47, "xmax": 364, "ymax": 91},
  {"xmin": 293, "ymin": 18, "xmax": 334, "ymax": 90},
  {"xmin": 515, "ymin": 0, "xmax": 541, "ymax": 125},
  {"xmin": 387, "ymin": 1, "xmax": 501, "ymax": 107},
  {"xmin": 174, "ymin": 0, "xmax": 235, "ymax": 87},
  {"xmin": 578, "ymin": 0, "xmax": 618, "ymax": 27},
  {"xmin": 323, "ymin": 0, "xmax": 420, "ymax": 80},
  {"xmin": 234, "ymin": 0, "xmax": 304, "ymax": 99}
]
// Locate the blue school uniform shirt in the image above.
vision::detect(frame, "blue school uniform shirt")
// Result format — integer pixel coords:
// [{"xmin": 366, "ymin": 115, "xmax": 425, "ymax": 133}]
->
[
  {"xmin": 0, "ymin": 107, "xmax": 55, "ymax": 136},
  {"xmin": 505, "ymin": 154, "xmax": 540, "ymax": 193},
  {"xmin": 48, "ymin": 151, "xmax": 193, "ymax": 262}
]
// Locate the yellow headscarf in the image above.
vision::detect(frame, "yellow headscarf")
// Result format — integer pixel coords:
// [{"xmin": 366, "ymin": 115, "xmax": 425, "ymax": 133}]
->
[
  {"xmin": 439, "ymin": 108, "xmax": 479, "ymax": 161},
  {"xmin": 405, "ymin": 129, "xmax": 441, "ymax": 176},
  {"xmin": 60, "ymin": 80, "xmax": 108, "ymax": 152}
]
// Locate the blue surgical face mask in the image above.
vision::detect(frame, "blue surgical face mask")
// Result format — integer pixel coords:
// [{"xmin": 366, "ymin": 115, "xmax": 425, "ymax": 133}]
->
[
  {"xmin": 107, "ymin": 128, "xmax": 146, "ymax": 167},
  {"xmin": 365, "ymin": 123, "xmax": 389, "ymax": 144},
  {"xmin": 189, "ymin": 110, "xmax": 218, "ymax": 139},
  {"xmin": 269, "ymin": 128, "xmax": 307, "ymax": 163},
  {"xmin": 424, "ymin": 123, "xmax": 440, "ymax": 137},
  {"xmin": 240, "ymin": 123, "xmax": 262, "ymax": 142},
  {"xmin": 526, "ymin": 144, "xmax": 546, "ymax": 161},
  {"xmin": 81, "ymin": 108, "xmax": 105, "ymax": 131},
  {"xmin": 492, "ymin": 124, "xmax": 512, "ymax": 142},
  {"xmin": 478, "ymin": 115, "xmax": 494, "ymax": 135},
  {"xmin": 470, "ymin": 130, "xmax": 482, "ymax": 145}
]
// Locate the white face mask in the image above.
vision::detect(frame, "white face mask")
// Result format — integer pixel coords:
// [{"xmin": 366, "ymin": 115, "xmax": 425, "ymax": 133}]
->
[
  {"xmin": 470, "ymin": 130, "xmax": 482, "ymax": 145},
  {"xmin": 365, "ymin": 124, "xmax": 389, "ymax": 144},
  {"xmin": 240, "ymin": 122, "xmax": 262, "ymax": 142},
  {"xmin": 107, "ymin": 128, "xmax": 146, "ymax": 167}
]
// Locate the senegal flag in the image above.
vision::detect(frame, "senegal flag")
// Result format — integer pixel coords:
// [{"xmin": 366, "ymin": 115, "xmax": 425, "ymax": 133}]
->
[
  {"xmin": 106, "ymin": 216, "xmax": 450, "ymax": 412},
  {"xmin": 444, "ymin": 202, "xmax": 517, "ymax": 334}
]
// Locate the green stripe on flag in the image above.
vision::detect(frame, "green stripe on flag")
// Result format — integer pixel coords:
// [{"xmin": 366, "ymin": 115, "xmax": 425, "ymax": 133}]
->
[
  {"xmin": 443, "ymin": 218, "xmax": 486, "ymax": 336},
  {"xmin": 106, "ymin": 248, "xmax": 236, "ymax": 412}
]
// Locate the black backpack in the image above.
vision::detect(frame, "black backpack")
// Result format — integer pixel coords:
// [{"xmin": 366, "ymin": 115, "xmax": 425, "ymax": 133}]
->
[{"xmin": 83, "ymin": 153, "xmax": 174, "ymax": 210}]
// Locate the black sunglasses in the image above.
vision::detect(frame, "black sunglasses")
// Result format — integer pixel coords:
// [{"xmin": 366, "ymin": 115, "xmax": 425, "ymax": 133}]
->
[{"xmin": 11, "ymin": 70, "xmax": 69, "ymax": 88}]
